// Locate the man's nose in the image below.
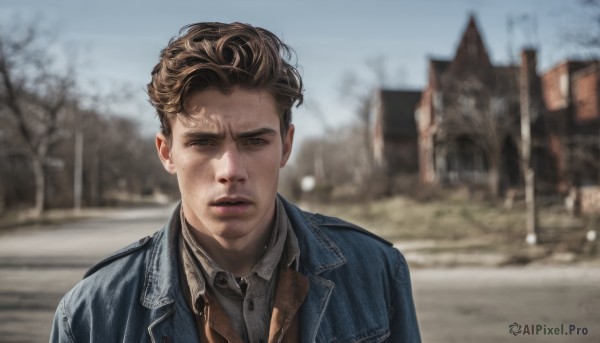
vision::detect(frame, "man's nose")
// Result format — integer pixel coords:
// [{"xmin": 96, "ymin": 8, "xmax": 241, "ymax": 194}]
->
[{"xmin": 215, "ymin": 147, "xmax": 247, "ymax": 184}]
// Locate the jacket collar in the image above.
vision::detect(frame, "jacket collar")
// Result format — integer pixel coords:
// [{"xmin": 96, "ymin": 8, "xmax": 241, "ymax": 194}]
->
[
  {"xmin": 140, "ymin": 203, "xmax": 182, "ymax": 309},
  {"xmin": 140, "ymin": 197, "xmax": 348, "ymax": 308},
  {"xmin": 278, "ymin": 195, "xmax": 347, "ymax": 276},
  {"xmin": 278, "ymin": 195, "xmax": 347, "ymax": 342}
]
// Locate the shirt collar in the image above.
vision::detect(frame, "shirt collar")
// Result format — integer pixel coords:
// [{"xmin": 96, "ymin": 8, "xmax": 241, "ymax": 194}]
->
[
  {"xmin": 180, "ymin": 207, "xmax": 222, "ymax": 286},
  {"xmin": 179, "ymin": 197, "xmax": 300, "ymax": 286},
  {"xmin": 252, "ymin": 197, "xmax": 299, "ymax": 280}
]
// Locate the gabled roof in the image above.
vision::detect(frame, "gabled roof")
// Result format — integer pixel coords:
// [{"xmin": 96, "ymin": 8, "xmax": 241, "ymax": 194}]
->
[
  {"xmin": 425, "ymin": 15, "xmax": 495, "ymax": 88},
  {"xmin": 379, "ymin": 89, "xmax": 421, "ymax": 138},
  {"xmin": 449, "ymin": 14, "xmax": 492, "ymax": 74}
]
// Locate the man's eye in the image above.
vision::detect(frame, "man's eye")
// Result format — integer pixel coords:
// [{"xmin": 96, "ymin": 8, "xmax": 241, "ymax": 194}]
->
[
  {"xmin": 244, "ymin": 138, "xmax": 268, "ymax": 146},
  {"xmin": 190, "ymin": 140, "xmax": 215, "ymax": 147}
]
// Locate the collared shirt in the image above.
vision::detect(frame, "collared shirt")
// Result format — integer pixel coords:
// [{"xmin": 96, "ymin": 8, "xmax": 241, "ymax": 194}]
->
[{"xmin": 179, "ymin": 197, "xmax": 300, "ymax": 342}]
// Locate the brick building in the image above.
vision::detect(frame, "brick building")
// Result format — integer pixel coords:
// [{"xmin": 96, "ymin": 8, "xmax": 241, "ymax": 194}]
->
[
  {"xmin": 373, "ymin": 14, "xmax": 600, "ymax": 196},
  {"xmin": 542, "ymin": 61, "xmax": 600, "ymax": 189}
]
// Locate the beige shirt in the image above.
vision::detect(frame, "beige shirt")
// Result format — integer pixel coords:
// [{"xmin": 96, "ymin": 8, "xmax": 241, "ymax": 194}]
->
[{"xmin": 180, "ymin": 198, "xmax": 300, "ymax": 343}]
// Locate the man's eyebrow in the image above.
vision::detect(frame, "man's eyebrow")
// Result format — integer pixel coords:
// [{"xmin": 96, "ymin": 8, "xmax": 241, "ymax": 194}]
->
[
  {"xmin": 234, "ymin": 127, "xmax": 277, "ymax": 139},
  {"xmin": 182, "ymin": 128, "xmax": 277, "ymax": 140},
  {"xmin": 183, "ymin": 131, "xmax": 223, "ymax": 140}
]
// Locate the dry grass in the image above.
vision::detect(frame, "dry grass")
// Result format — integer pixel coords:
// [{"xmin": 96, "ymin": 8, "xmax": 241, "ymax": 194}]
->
[{"xmin": 301, "ymin": 195, "xmax": 593, "ymax": 257}]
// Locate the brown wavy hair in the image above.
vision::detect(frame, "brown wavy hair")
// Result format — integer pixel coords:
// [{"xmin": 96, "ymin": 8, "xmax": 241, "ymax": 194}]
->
[{"xmin": 147, "ymin": 22, "xmax": 304, "ymax": 138}]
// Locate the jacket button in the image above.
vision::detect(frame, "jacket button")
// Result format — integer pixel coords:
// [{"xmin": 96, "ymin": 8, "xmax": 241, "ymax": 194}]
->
[{"xmin": 248, "ymin": 299, "xmax": 254, "ymax": 311}]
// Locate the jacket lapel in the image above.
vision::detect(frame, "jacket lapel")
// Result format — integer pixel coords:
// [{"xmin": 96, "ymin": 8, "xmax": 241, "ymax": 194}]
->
[
  {"xmin": 279, "ymin": 196, "xmax": 347, "ymax": 343},
  {"xmin": 140, "ymin": 204, "xmax": 184, "ymax": 342},
  {"xmin": 147, "ymin": 305, "xmax": 176, "ymax": 343}
]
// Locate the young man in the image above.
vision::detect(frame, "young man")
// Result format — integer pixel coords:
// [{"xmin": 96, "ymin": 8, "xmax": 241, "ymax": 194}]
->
[{"xmin": 51, "ymin": 22, "xmax": 421, "ymax": 343}]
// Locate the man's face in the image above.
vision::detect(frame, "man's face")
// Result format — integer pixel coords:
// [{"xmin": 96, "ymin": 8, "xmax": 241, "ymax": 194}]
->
[{"xmin": 156, "ymin": 87, "xmax": 293, "ymax": 246}]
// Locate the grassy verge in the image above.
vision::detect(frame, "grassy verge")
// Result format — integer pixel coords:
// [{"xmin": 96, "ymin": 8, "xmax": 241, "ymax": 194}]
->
[{"xmin": 301, "ymin": 195, "xmax": 598, "ymax": 263}]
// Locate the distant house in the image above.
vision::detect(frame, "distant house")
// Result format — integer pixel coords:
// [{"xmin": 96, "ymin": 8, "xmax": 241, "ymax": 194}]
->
[
  {"xmin": 542, "ymin": 60, "xmax": 600, "ymax": 189},
  {"xmin": 374, "ymin": 14, "xmax": 600, "ymax": 196},
  {"xmin": 373, "ymin": 89, "xmax": 421, "ymax": 177},
  {"xmin": 416, "ymin": 15, "xmax": 533, "ymax": 195}
]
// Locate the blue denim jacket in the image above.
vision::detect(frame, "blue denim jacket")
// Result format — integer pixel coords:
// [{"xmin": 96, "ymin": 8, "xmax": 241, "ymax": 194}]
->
[{"xmin": 51, "ymin": 197, "xmax": 421, "ymax": 342}]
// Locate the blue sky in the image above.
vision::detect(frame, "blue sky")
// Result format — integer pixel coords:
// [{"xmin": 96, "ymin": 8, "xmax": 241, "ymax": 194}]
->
[{"xmin": 0, "ymin": 0, "xmax": 591, "ymax": 155}]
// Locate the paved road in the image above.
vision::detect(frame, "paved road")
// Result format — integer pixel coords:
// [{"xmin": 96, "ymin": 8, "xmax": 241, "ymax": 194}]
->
[
  {"xmin": 0, "ymin": 205, "xmax": 175, "ymax": 343},
  {"xmin": 413, "ymin": 267, "xmax": 599, "ymax": 343},
  {"xmin": 0, "ymin": 206, "xmax": 598, "ymax": 343}
]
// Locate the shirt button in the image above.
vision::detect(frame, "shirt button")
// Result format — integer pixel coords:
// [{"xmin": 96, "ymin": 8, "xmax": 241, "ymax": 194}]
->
[{"xmin": 248, "ymin": 299, "xmax": 254, "ymax": 311}]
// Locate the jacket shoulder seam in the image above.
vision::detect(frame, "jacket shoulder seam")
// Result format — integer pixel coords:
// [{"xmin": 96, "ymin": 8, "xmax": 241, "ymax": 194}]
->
[
  {"xmin": 313, "ymin": 213, "xmax": 393, "ymax": 246},
  {"xmin": 83, "ymin": 236, "xmax": 152, "ymax": 278}
]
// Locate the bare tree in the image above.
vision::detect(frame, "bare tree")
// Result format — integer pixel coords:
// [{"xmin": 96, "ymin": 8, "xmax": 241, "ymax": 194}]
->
[
  {"xmin": 436, "ymin": 64, "xmax": 520, "ymax": 197},
  {"xmin": 338, "ymin": 57, "xmax": 388, "ymax": 197},
  {"xmin": 0, "ymin": 23, "xmax": 75, "ymax": 216},
  {"xmin": 560, "ymin": 0, "xmax": 600, "ymax": 194},
  {"xmin": 293, "ymin": 124, "xmax": 373, "ymax": 200},
  {"xmin": 564, "ymin": 0, "xmax": 600, "ymax": 54}
]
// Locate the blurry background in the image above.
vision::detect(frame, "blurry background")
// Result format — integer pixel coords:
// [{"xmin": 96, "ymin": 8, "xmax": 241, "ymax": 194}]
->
[
  {"xmin": 1, "ymin": 0, "xmax": 599, "ymax": 212},
  {"xmin": 1, "ymin": 0, "xmax": 599, "ymax": 342}
]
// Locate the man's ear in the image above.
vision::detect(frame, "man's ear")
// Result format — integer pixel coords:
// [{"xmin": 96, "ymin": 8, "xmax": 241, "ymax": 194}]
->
[
  {"xmin": 280, "ymin": 124, "xmax": 294, "ymax": 168},
  {"xmin": 156, "ymin": 133, "xmax": 176, "ymax": 174}
]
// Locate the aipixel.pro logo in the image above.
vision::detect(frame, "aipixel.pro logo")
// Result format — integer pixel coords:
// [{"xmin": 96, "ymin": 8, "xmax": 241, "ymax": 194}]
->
[
  {"xmin": 509, "ymin": 322, "xmax": 522, "ymax": 336},
  {"xmin": 508, "ymin": 322, "xmax": 589, "ymax": 336}
]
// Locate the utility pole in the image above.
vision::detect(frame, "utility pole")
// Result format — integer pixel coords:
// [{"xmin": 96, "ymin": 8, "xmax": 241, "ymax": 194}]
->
[
  {"xmin": 73, "ymin": 114, "xmax": 83, "ymax": 213},
  {"xmin": 519, "ymin": 49, "xmax": 539, "ymax": 245}
]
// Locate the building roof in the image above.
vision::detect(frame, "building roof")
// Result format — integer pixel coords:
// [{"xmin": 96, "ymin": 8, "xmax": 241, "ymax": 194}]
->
[
  {"xmin": 448, "ymin": 14, "xmax": 492, "ymax": 75},
  {"xmin": 379, "ymin": 89, "xmax": 421, "ymax": 138}
]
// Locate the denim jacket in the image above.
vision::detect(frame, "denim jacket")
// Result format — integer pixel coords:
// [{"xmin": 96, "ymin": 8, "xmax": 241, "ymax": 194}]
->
[{"xmin": 50, "ymin": 197, "xmax": 421, "ymax": 343}]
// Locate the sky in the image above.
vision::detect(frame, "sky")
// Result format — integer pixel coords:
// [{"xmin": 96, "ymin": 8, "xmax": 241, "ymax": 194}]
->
[{"xmin": 0, "ymin": 0, "xmax": 593, "ymax": 160}]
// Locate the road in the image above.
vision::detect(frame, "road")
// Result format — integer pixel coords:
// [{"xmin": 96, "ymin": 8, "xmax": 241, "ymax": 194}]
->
[
  {"xmin": 0, "ymin": 205, "xmax": 598, "ymax": 343},
  {"xmin": 413, "ymin": 267, "xmax": 599, "ymax": 343},
  {"xmin": 0, "ymin": 205, "xmax": 175, "ymax": 343}
]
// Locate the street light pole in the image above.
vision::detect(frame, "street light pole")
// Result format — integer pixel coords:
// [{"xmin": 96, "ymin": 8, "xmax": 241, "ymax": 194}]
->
[
  {"xmin": 520, "ymin": 49, "xmax": 539, "ymax": 245},
  {"xmin": 73, "ymin": 114, "xmax": 83, "ymax": 213}
]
